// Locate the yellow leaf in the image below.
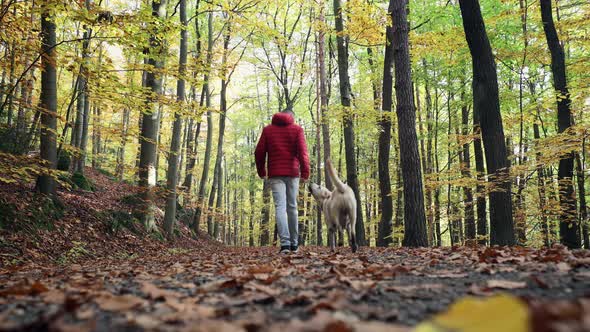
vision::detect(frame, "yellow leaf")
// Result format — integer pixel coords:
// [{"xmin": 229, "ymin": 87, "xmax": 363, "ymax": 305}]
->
[{"xmin": 415, "ymin": 294, "xmax": 529, "ymax": 332}]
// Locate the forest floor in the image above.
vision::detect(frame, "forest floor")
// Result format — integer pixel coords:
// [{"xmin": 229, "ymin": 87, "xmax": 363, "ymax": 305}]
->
[{"xmin": 0, "ymin": 170, "xmax": 589, "ymax": 331}]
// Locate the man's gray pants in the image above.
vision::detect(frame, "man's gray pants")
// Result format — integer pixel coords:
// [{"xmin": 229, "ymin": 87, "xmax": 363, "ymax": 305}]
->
[{"xmin": 269, "ymin": 177, "xmax": 300, "ymax": 247}]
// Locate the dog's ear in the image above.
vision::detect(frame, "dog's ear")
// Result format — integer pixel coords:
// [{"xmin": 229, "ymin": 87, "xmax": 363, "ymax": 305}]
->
[{"xmin": 322, "ymin": 191, "xmax": 330, "ymax": 199}]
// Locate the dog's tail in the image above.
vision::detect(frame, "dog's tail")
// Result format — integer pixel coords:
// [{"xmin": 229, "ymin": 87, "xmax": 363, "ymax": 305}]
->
[{"xmin": 326, "ymin": 159, "xmax": 346, "ymax": 193}]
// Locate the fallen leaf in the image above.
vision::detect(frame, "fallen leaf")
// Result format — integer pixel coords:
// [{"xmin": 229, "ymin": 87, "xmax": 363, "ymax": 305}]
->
[
  {"xmin": 0, "ymin": 280, "xmax": 48, "ymax": 297},
  {"xmin": 246, "ymin": 282, "xmax": 281, "ymax": 296},
  {"xmin": 556, "ymin": 262, "xmax": 572, "ymax": 272},
  {"xmin": 42, "ymin": 289, "xmax": 65, "ymax": 304},
  {"xmin": 415, "ymin": 294, "xmax": 529, "ymax": 332},
  {"xmin": 130, "ymin": 314, "xmax": 161, "ymax": 329},
  {"xmin": 140, "ymin": 281, "xmax": 181, "ymax": 300},
  {"xmin": 95, "ymin": 294, "xmax": 145, "ymax": 311},
  {"xmin": 486, "ymin": 280, "xmax": 527, "ymax": 290}
]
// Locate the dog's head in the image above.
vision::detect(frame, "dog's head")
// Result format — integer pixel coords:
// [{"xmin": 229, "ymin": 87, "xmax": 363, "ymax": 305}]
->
[{"xmin": 308, "ymin": 183, "xmax": 331, "ymax": 204}]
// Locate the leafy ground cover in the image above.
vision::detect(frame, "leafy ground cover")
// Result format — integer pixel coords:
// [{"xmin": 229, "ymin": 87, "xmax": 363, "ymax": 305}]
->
[
  {"xmin": 1, "ymin": 245, "xmax": 589, "ymax": 331},
  {"xmin": 0, "ymin": 170, "xmax": 589, "ymax": 331}
]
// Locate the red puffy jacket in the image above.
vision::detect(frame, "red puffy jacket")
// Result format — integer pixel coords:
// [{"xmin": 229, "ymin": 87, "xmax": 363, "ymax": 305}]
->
[{"xmin": 255, "ymin": 112, "xmax": 310, "ymax": 180}]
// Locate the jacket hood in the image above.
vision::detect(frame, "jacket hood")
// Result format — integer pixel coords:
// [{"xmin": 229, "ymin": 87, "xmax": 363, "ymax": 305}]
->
[{"xmin": 271, "ymin": 112, "xmax": 295, "ymax": 126}]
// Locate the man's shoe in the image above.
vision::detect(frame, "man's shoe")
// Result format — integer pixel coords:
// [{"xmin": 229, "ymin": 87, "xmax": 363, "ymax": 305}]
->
[
  {"xmin": 290, "ymin": 245, "xmax": 299, "ymax": 253},
  {"xmin": 279, "ymin": 246, "xmax": 290, "ymax": 254}
]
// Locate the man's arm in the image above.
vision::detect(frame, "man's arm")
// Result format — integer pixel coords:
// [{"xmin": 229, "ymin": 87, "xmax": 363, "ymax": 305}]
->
[
  {"xmin": 254, "ymin": 128, "xmax": 267, "ymax": 178},
  {"xmin": 296, "ymin": 126, "xmax": 310, "ymax": 180}
]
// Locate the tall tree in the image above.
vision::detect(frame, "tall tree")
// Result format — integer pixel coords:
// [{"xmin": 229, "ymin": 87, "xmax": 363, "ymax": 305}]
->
[
  {"xmin": 192, "ymin": 11, "xmax": 214, "ymax": 234},
  {"xmin": 316, "ymin": 0, "xmax": 330, "ymax": 246},
  {"xmin": 333, "ymin": 0, "xmax": 365, "ymax": 246},
  {"xmin": 208, "ymin": 23, "xmax": 231, "ymax": 237},
  {"xmin": 461, "ymin": 86, "xmax": 476, "ymax": 245},
  {"xmin": 390, "ymin": 0, "xmax": 427, "ymax": 247},
  {"xmin": 36, "ymin": 0, "xmax": 58, "ymax": 197},
  {"xmin": 72, "ymin": 0, "xmax": 93, "ymax": 174},
  {"xmin": 138, "ymin": 0, "xmax": 168, "ymax": 232},
  {"xmin": 540, "ymin": 0, "xmax": 580, "ymax": 248},
  {"xmin": 376, "ymin": 3, "xmax": 394, "ymax": 247},
  {"xmin": 164, "ymin": 0, "xmax": 188, "ymax": 236},
  {"xmin": 458, "ymin": 0, "xmax": 515, "ymax": 245}
]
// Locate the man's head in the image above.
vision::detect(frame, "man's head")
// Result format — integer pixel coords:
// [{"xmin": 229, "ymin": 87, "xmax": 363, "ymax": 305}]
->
[{"xmin": 281, "ymin": 106, "xmax": 294, "ymax": 118}]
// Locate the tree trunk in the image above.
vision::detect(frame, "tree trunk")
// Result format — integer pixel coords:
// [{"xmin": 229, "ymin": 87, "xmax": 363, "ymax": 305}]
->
[
  {"xmin": 207, "ymin": 25, "xmax": 231, "ymax": 237},
  {"xmin": 423, "ymin": 60, "xmax": 435, "ymax": 246},
  {"xmin": 316, "ymin": 0, "xmax": 330, "ymax": 245},
  {"xmin": 164, "ymin": 0, "xmax": 187, "ymax": 236},
  {"xmin": 260, "ymin": 179, "xmax": 271, "ymax": 245},
  {"xmin": 333, "ymin": 0, "xmax": 365, "ymax": 246},
  {"xmin": 390, "ymin": 0, "xmax": 427, "ymax": 247},
  {"xmin": 36, "ymin": 0, "xmax": 58, "ymax": 197},
  {"xmin": 461, "ymin": 88, "xmax": 476, "ymax": 245},
  {"xmin": 318, "ymin": 0, "xmax": 332, "ymax": 194},
  {"xmin": 72, "ymin": 0, "xmax": 92, "ymax": 174},
  {"xmin": 458, "ymin": 0, "xmax": 515, "ymax": 245},
  {"xmin": 138, "ymin": 0, "xmax": 168, "ymax": 232},
  {"xmin": 192, "ymin": 12, "xmax": 214, "ymax": 235},
  {"xmin": 376, "ymin": 6, "xmax": 394, "ymax": 247},
  {"xmin": 540, "ymin": 0, "xmax": 580, "ymax": 248},
  {"xmin": 576, "ymin": 153, "xmax": 588, "ymax": 248},
  {"xmin": 182, "ymin": 0, "xmax": 203, "ymax": 193}
]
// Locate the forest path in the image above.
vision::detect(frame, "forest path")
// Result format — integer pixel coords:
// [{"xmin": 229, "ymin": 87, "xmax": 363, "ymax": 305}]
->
[{"xmin": 1, "ymin": 245, "xmax": 589, "ymax": 331}]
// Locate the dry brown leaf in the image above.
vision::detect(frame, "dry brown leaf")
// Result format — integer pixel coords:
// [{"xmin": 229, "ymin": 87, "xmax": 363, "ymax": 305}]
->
[
  {"xmin": 42, "ymin": 289, "xmax": 65, "ymax": 304},
  {"xmin": 353, "ymin": 321, "xmax": 411, "ymax": 332},
  {"xmin": 129, "ymin": 314, "xmax": 161, "ymax": 329},
  {"xmin": 179, "ymin": 319, "xmax": 245, "ymax": 332},
  {"xmin": 76, "ymin": 307, "xmax": 95, "ymax": 320},
  {"xmin": 556, "ymin": 262, "xmax": 572, "ymax": 272},
  {"xmin": 434, "ymin": 272, "xmax": 468, "ymax": 278},
  {"xmin": 0, "ymin": 280, "xmax": 48, "ymax": 297},
  {"xmin": 344, "ymin": 279, "xmax": 376, "ymax": 292},
  {"xmin": 140, "ymin": 281, "xmax": 181, "ymax": 300},
  {"xmin": 486, "ymin": 279, "xmax": 527, "ymax": 289},
  {"xmin": 198, "ymin": 279, "xmax": 239, "ymax": 293},
  {"xmin": 95, "ymin": 294, "xmax": 145, "ymax": 311},
  {"xmin": 246, "ymin": 282, "xmax": 281, "ymax": 296}
]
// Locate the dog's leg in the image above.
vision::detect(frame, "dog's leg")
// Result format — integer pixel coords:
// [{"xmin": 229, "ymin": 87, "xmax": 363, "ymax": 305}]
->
[
  {"xmin": 329, "ymin": 227, "xmax": 336, "ymax": 252},
  {"xmin": 337, "ymin": 228, "xmax": 344, "ymax": 247},
  {"xmin": 348, "ymin": 213, "xmax": 358, "ymax": 253}
]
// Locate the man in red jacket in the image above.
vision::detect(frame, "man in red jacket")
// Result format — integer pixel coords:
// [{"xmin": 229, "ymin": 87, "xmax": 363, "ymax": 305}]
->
[{"xmin": 255, "ymin": 110, "xmax": 310, "ymax": 254}]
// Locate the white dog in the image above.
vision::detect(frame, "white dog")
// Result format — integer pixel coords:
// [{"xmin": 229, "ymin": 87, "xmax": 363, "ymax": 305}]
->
[{"xmin": 309, "ymin": 160, "xmax": 358, "ymax": 253}]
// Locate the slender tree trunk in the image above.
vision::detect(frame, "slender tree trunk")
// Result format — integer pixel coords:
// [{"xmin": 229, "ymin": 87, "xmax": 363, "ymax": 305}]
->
[
  {"xmin": 423, "ymin": 60, "xmax": 435, "ymax": 246},
  {"xmin": 461, "ymin": 88, "xmax": 476, "ymax": 245},
  {"xmin": 540, "ymin": 0, "xmax": 580, "ymax": 248},
  {"xmin": 248, "ymin": 133, "xmax": 256, "ymax": 246},
  {"xmin": 376, "ymin": 6, "xmax": 394, "ymax": 247},
  {"xmin": 316, "ymin": 1, "xmax": 330, "ymax": 245},
  {"xmin": 447, "ymin": 87, "xmax": 456, "ymax": 246},
  {"xmin": 576, "ymin": 153, "xmax": 588, "ymax": 249},
  {"xmin": 207, "ymin": 24, "xmax": 231, "ymax": 237},
  {"xmin": 260, "ymin": 179, "xmax": 271, "ymax": 245},
  {"xmin": 390, "ymin": 0, "xmax": 427, "ymax": 247},
  {"xmin": 138, "ymin": 0, "xmax": 168, "ymax": 232},
  {"xmin": 333, "ymin": 0, "xmax": 365, "ymax": 246},
  {"xmin": 192, "ymin": 12, "xmax": 214, "ymax": 235},
  {"xmin": 314, "ymin": 43, "xmax": 323, "ymax": 245},
  {"xmin": 72, "ymin": 0, "xmax": 92, "ymax": 174},
  {"xmin": 318, "ymin": 0, "xmax": 332, "ymax": 194},
  {"xmin": 36, "ymin": 0, "xmax": 58, "ymax": 197},
  {"xmin": 182, "ymin": 0, "xmax": 203, "ymax": 193},
  {"xmin": 459, "ymin": 0, "xmax": 515, "ymax": 245},
  {"xmin": 164, "ymin": 0, "xmax": 187, "ymax": 236}
]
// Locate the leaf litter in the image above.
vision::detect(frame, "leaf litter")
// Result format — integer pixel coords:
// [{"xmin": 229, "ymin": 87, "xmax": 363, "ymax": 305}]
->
[{"xmin": 0, "ymin": 245, "xmax": 589, "ymax": 331}]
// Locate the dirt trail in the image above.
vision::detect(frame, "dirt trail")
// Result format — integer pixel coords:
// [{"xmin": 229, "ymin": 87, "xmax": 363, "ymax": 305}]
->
[{"xmin": 1, "ymin": 245, "xmax": 589, "ymax": 331}]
